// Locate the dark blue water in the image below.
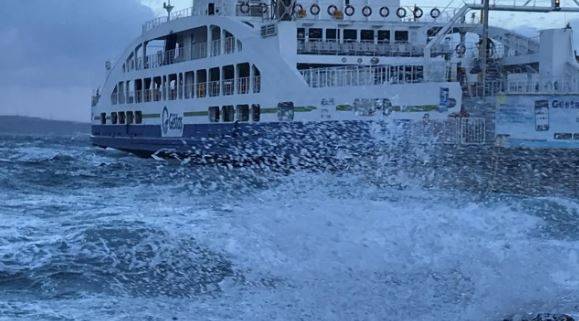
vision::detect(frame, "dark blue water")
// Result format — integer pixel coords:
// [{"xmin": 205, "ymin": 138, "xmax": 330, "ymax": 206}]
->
[{"xmin": 0, "ymin": 133, "xmax": 578, "ymax": 321}]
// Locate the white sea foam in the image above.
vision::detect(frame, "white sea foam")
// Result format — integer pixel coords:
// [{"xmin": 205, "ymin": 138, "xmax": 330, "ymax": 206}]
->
[{"xmin": 1, "ymin": 138, "xmax": 578, "ymax": 321}]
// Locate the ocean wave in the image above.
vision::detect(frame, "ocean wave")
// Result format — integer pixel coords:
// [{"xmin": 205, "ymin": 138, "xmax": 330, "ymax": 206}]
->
[
  {"xmin": 0, "ymin": 135, "xmax": 578, "ymax": 320},
  {"xmin": 0, "ymin": 223, "xmax": 234, "ymax": 299}
]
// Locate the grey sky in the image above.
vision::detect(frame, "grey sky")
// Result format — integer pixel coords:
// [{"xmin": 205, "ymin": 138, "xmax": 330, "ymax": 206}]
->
[
  {"xmin": 0, "ymin": 0, "xmax": 153, "ymax": 121},
  {"xmin": 0, "ymin": 0, "xmax": 577, "ymax": 121}
]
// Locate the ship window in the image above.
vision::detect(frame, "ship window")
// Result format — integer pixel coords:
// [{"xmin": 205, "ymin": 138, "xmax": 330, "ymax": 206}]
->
[
  {"xmin": 361, "ymin": 30, "xmax": 374, "ymax": 42},
  {"xmin": 118, "ymin": 112, "xmax": 126, "ymax": 125},
  {"xmin": 378, "ymin": 30, "xmax": 390, "ymax": 43},
  {"xmin": 574, "ymin": 133, "xmax": 579, "ymax": 140},
  {"xmin": 111, "ymin": 112, "xmax": 118, "ymax": 125},
  {"xmin": 308, "ymin": 28, "xmax": 322, "ymax": 40},
  {"xmin": 278, "ymin": 102, "xmax": 295, "ymax": 122},
  {"xmin": 297, "ymin": 28, "xmax": 305, "ymax": 40},
  {"xmin": 252, "ymin": 104, "xmax": 261, "ymax": 122},
  {"xmin": 209, "ymin": 106, "xmax": 220, "ymax": 122},
  {"xmin": 126, "ymin": 111, "xmax": 134, "ymax": 125},
  {"xmin": 413, "ymin": 66, "xmax": 424, "ymax": 82},
  {"xmin": 236, "ymin": 105, "xmax": 250, "ymax": 122},
  {"xmin": 395, "ymin": 31, "xmax": 409, "ymax": 43},
  {"xmin": 135, "ymin": 111, "xmax": 143, "ymax": 124},
  {"xmin": 326, "ymin": 29, "xmax": 338, "ymax": 41},
  {"xmin": 222, "ymin": 105, "xmax": 235, "ymax": 122},
  {"xmin": 343, "ymin": 29, "xmax": 357, "ymax": 42},
  {"xmin": 554, "ymin": 133, "xmax": 573, "ymax": 140},
  {"xmin": 111, "ymin": 85, "xmax": 118, "ymax": 105},
  {"xmin": 100, "ymin": 113, "xmax": 107, "ymax": 125}
]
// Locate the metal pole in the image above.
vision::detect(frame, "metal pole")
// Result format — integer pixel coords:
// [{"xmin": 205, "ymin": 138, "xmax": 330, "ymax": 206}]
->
[{"xmin": 480, "ymin": 0, "xmax": 490, "ymax": 97}]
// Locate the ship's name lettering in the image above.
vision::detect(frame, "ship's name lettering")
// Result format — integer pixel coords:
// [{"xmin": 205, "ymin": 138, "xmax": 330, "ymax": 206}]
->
[
  {"xmin": 551, "ymin": 99, "xmax": 579, "ymax": 109},
  {"xmin": 167, "ymin": 113, "xmax": 183, "ymax": 130}
]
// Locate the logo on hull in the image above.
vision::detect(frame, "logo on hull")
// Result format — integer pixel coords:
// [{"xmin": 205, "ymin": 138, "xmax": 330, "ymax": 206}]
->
[{"xmin": 161, "ymin": 106, "xmax": 184, "ymax": 137}]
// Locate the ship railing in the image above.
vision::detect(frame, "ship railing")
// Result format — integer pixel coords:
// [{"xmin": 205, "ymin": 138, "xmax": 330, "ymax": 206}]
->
[
  {"xmin": 208, "ymin": 81, "xmax": 220, "ymax": 97},
  {"xmin": 465, "ymin": 78, "xmax": 579, "ymax": 97},
  {"xmin": 183, "ymin": 84, "xmax": 195, "ymax": 99},
  {"xmin": 224, "ymin": 37, "xmax": 236, "ymax": 55},
  {"xmin": 191, "ymin": 42, "xmax": 208, "ymax": 60},
  {"xmin": 138, "ymin": 48, "xmax": 189, "ymax": 70},
  {"xmin": 300, "ymin": 65, "xmax": 426, "ymax": 88},
  {"xmin": 222, "ymin": 80, "xmax": 235, "ymax": 96},
  {"xmin": 253, "ymin": 76, "xmax": 261, "ymax": 93},
  {"xmin": 168, "ymin": 89, "xmax": 178, "ymax": 100},
  {"xmin": 143, "ymin": 89, "xmax": 152, "ymax": 102},
  {"xmin": 111, "ymin": 93, "xmax": 118, "ymax": 105},
  {"xmin": 196, "ymin": 83, "xmax": 207, "ymax": 98},
  {"xmin": 297, "ymin": 39, "xmax": 451, "ymax": 57},
  {"xmin": 134, "ymin": 90, "xmax": 143, "ymax": 103},
  {"xmin": 235, "ymin": 3, "xmax": 272, "ymax": 18},
  {"xmin": 152, "ymin": 89, "xmax": 162, "ymax": 101},
  {"xmin": 126, "ymin": 93, "xmax": 135, "ymax": 104},
  {"xmin": 237, "ymin": 77, "xmax": 250, "ymax": 94},
  {"xmin": 143, "ymin": 16, "xmax": 168, "ymax": 34},
  {"xmin": 118, "ymin": 92, "xmax": 126, "ymax": 104},
  {"xmin": 210, "ymin": 40, "xmax": 221, "ymax": 57},
  {"xmin": 163, "ymin": 48, "xmax": 186, "ymax": 65},
  {"xmin": 410, "ymin": 117, "xmax": 486, "ymax": 145},
  {"xmin": 142, "ymin": 7, "xmax": 194, "ymax": 33},
  {"xmin": 440, "ymin": 117, "xmax": 487, "ymax": 145}
]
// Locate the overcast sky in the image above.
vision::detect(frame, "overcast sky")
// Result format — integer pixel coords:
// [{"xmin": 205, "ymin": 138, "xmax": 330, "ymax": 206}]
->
[{"xmin": 0, "ymin": 0, "xmax": 577, "ymax": 122}]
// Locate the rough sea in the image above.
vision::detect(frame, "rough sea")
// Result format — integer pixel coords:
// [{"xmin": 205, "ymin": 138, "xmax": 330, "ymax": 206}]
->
[{"xmin": 0, "ymin": 130, "xmax": 578, "ymax": 321}]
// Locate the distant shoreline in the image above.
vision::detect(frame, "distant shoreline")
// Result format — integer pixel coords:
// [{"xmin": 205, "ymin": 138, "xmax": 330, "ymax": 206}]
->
[{"xmin": 0, "ymin": 115, "xmax": 90, "ymax": 135}]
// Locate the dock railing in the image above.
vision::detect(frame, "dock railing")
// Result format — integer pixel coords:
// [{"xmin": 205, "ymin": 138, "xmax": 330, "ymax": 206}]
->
[
  {"xmin": 410, "ymin": 117, "xmax": 487, "ymax": 145},
  {"xmin": 465, "ymin": 78, "xmax": 579, "ymax": 97}
]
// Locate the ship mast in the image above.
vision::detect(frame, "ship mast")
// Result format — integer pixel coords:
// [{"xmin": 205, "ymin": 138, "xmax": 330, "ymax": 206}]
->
[
  {"xmin": 163, "ymin": 0, "xmax": 174, "ymax": 22},
  {"xmin": 480, "ymin": 0, "xmax": 490, "ymax": 97}
]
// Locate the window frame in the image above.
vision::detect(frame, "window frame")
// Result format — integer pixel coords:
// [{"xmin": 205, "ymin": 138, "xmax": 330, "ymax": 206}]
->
[
  {"xmin": 251, "ymin": 104, "xmax": 261, "ymax": 122},
  {"xmin": 135, "ymin": 111, "xmax": 143, "ymax": 124},
  {"xmin": 222, "ymin": 105, "xmax": 235, "ymax": 122},
  {"xmin": 236, "ymin": 105, "xmax": 250, "ymax": 122},
  {"xmin": 209, "ymin": 106, "xmax": 220, "ymax": 123},
  {"xmin": 394, "ymin": 30, "xmax": 409, "ymax": 43},
  {"xmin": 118, "ymin": 111, "xmax": 126, "ymax": 125},
  {"xmin": 126, "ymin": 111, "xmax": 134, "ymax": 125}
]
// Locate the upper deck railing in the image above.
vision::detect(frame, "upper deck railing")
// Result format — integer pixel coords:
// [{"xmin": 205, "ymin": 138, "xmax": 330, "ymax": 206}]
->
[
  {"xmin": 298, "ymin": 39, "xmax": 454, "ymax": 57},
  {"xmin": 299, "ymin": 64, "xmax": 449, "ymax": 88},
  {"xmin": 124, "ymin": 38, "xmax": 239, "ymax": 73},
  {"xmin": 143, "ymin": 7, "xmax": 195, "ymax": 34}
]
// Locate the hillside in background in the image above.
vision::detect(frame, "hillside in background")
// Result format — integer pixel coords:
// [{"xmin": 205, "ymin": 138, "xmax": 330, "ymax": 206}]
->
[{"xmin": 0, "ymin": 116, "xmax": 90, "ymax": 135}]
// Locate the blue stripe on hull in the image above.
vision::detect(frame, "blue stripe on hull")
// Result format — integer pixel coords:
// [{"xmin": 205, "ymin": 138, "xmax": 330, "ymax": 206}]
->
[{"xmin": 90, "ymin": 121, "xmax": 397, "ymax": 158}]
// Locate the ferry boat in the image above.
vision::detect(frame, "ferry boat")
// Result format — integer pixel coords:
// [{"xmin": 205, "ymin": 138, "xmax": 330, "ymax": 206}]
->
[{"xmin": 90, "ymin": 0, "xmax": 579, "ymax": 162}]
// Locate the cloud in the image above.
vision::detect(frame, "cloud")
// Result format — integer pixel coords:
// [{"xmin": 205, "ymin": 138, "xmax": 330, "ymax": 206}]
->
[{"xmin": 0, "ymin": 0, "xmax": 153, "ymax": 121}]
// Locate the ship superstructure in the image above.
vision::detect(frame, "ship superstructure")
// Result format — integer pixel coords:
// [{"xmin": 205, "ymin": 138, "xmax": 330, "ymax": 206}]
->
[{"xmin": 90, "ymin": 0, "xmax": 579, "ymax": 159}]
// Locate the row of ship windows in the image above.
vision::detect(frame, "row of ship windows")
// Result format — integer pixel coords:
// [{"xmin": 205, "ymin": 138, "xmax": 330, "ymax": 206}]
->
[
  {"xmin": 554, "ymin": 133, "xmax": 579, "ymax": 140},
  {"xmin": 112, "ymin": 64, "xmax": 262, "ymax": 105},
  {"xmin": 99, "ymin": 105, "xmax": 263, "ymax": 126},
  {"xmin": 298, "ymin": 28, "xmax": 409, "ymax": 43},
  {"xmin": 209, "ymin": 105, "xmax": 261, "ymax": 123},
  {"xmin": 125, "ymin": 25, "xmax": 243, "ymax": 72},
  {"xmin": 100, "ymin": 111, "xmax": 143, "ymax": 125}
]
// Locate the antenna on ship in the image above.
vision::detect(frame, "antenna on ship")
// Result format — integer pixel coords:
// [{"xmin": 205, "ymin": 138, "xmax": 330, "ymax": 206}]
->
[{"xmin": 163, "ymin": 0, "xmax": 175, "ymax": 22}]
